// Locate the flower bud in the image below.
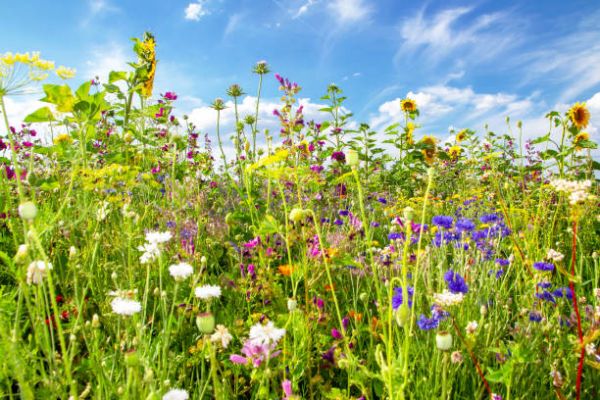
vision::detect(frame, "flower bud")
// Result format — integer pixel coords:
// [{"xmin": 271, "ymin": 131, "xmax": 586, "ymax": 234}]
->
[
  {"xmin": 15, "ymin": 244, "xmax": 28, "ymax": 263},
  {"xmin": 346, "ymin": 149, "xmax": 359, "ymax": 167},
  {"xmin": 18, "ymin": 201, "xmax": 37, "ymax": 221},
  {"xmin": 92, "ymin": 314, "xmax": 100, "ymax": 328},
  {"xmin": 196, "ymin": 312, "xmax": 216, "ymax": 333},
  {"xmin": 287, "ymin": 298, "xmax": 297, "ymax": 312},
  {"xmin": 403, "ymin": 206, "xmax": 414, "ymax": 222},
  {"xmin": 435, "ymin": 331, "xmax": 453, "ymax": 351},
  {"xmin": 289, "ymin": 208, "xmax": 305, "ymax": 223}
]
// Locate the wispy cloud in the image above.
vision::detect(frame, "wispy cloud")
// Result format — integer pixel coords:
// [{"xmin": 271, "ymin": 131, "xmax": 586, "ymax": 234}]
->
[
  {"xmin": 83, "ymin": 42, "xmax": 128, "ymax": 82},
  {"xmin": 327, "ymin": 0, "xmax": 372, "ymax": 24},
  {"xmin": 185, "ymin": 1, "xmax": 209, "ymax": 21},
  {"xmin": 224, "ymin": 13, "xmax": 243, "ymax": 37},
  {"xmin": 293, "ymin": 0, "xmax": 318, "ymax": 19},
  {"xmin": 395, "ymin": 7, "xmax": 522, "ymax": 68}
]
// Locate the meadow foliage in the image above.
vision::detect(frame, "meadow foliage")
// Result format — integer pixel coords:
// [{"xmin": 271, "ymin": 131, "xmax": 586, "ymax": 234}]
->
[{"xmin": 1, "ymin": 33, "xmax": 599, "ymax": 399}]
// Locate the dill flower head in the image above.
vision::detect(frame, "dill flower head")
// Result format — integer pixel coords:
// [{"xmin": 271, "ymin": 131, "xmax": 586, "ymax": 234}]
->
[
  {"xmin": 0, "ymin": 51, "xmax": 55, "ymax": 96},
  {"xmin": 400, "ymin": 98, "xmax": 417, "ymax": 113},
  {"xmin": 55, "ymin": 66, "xmax": 76, "ymax": 80},
  {"xmin": 567, "ymin": 102, "xmax": 590, "ymax": 129},
  {"xmin": 111, "ymin": 297, "xmax": 142, "ymax": 316},
  {"xmin": 433, "ymin": 290, "xmax": 464, "ymax": 307}
]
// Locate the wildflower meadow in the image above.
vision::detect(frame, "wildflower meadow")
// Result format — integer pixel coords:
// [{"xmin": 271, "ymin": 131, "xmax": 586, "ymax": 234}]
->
[{"xmin": 1, "ymin": 30, "xmax": 600, "ymax": 400}]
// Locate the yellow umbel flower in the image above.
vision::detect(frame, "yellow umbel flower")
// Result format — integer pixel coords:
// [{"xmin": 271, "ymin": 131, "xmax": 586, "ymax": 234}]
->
[
  {"xmin": 400, "ymin": 98, "xmax": 417, "ymax": 113},
  {"xmin": 53, "ymin": 133, "xmax": 73, "ymax": 145},
  {"xmin": 55, "ymin": 66, "xmax": 76, "ymax": 80},
  {"xmin": 0, "ymin": 51, "xmax": 56, "ymax": 96},
  {"xmin": 568, "ymin": 102, "xmax": 590, "ymax": 129}
]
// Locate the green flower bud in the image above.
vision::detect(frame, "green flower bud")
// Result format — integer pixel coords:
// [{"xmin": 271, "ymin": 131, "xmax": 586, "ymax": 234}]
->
[
  {"xmin": 436, "ymin": 331, "xmax": 453, "ymax": 351},
  {"xmin": 18, "ymin": 201, "xmax": 37, "ymax": 221},
  {"xmin": 196, "ymin": 312, "xmax": 216, "ymax": 333}
]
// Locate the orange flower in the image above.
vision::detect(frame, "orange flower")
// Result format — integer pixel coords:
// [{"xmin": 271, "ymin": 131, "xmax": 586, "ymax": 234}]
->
[
  {"xmin": 325, "ymin": 283, "xmax": 335, "ymax": 291},
  {"xmin": 348, "ymin": 310, "xmax": 363, "ymax": 322},
  {"xmin": 278, "ymin": 264, "xmax": 294, "ymax": 276}
]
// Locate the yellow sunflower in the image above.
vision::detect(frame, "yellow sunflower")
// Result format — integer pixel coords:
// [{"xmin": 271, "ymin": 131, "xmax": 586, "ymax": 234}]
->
[
  {"xmin": 420, "ymin": 135, "xmax": 437, "ymax": 164},
  {"xmin": 406, "ymin": 122, "xmax": 416, "ymax": 145},
  {"xmin": 573, "ymin": 131, "xmax": 589, "ymax": 150},
  {"xmin": 448, "ymin": 145, "xmax": 462, "ymax": 159},
  {"xmin": 456, "ymin": 129, "xmax": 468, "ymax": 143},
  {"xmin": 136, "ymin": 32, "xmax": 156, "ymax": 98},
  {"xmin": 400, "ymin": 98, "xmax": 417, "ymax": 113},
  {"xmin": 567, "ymin": 102, "xmax": 590, "ymax": 129}
]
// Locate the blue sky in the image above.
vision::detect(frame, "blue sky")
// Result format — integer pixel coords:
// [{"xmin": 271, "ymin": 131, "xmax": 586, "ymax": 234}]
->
[{"xmin": 2, "ymin": 0, "xmax": 600, "ymax": 144}]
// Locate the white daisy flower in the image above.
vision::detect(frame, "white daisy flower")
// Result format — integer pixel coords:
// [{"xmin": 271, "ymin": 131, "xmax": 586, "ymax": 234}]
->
[
  {"xmin": 249, "ymin": 321, "xmax": 286, "ymax": 345},
  {"xmin": 210, "ymin": 324, "xmax": 233, "ymax": 348},
  {"xmin": 26, "ymin": 260, "xmax": 53, "ymax": 285},
  {"xmin": 162, "ymin": 388, "xmax": 189, "ymax": 400},
  {"xmin": 138, "ymin": 242, "xmax": 161, "ymax": 264},
  {"xmin": 169, "ymin": 262, "xmax": 194, "ymax": 281},
  {"xmin": 195, "ymin": 285, "xmax": 221, "ymax": 299},
  {"xmin": 111, "ymin": 297, "xmax": 142, "ymax": 316}
]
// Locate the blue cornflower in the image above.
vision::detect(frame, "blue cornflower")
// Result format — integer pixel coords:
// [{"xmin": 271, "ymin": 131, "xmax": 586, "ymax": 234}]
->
[
  {"xmin": 533, "ymin": 262, "xmax": 555, "ymax": 272},
  {"xmin": 553, "ymin": 287, "xmax": 573, "ymax": 300},
  {"xmin": 537, "ymin": 282, "xmax": 552, "ymax": 289},
  {"xmin": 479, "ymin": 213, "xmax": 501, "ymax": 224},
  {"xmin": 432, "ymin": 215, "xmax": 454, "ymax": 229},
  {"xmin": 529, "ymin": 311, "xmax": 542, "ymax": 322},
  {"xmin": 495, "ymin": 258, "xmax": 510, "ymax": 267},
  {"xmin": 377, "ymin": 197, "xmax": 387, "ymax": 204},
  {"xmin": 444, "ymin": 269, "xmax": 469, "ymax": 294},
  {"xmin": 388, "ymin": 232, "xmax": 404, "ymax": 241},
  {"xmin": 417, "ymin": 314, "xmax": 440, "ymax": 330},
  {"xmin": 495, "ymin": 269, "xmax": 504, "ymax": 279},
  {"xmin": 535, "ymin": 291, "xmax": 556, "ymax": 304},
  {"xmin": 339, "ymin": 210, "xmax": 349, "ymax": 217},
  {"xmin": 333, "ymin": 219, "xmax": 344, "ymax": 226},
  {"xmin": 392, "ymin": 286, "xmax": 414, "ymax": 310},
  {"xmin": 456, "ymin": 218, "xmax": 475, "ymax": 232},
  {"xmin": 371, "ymin": 221, "xmax": 380, "ymax": 227}
]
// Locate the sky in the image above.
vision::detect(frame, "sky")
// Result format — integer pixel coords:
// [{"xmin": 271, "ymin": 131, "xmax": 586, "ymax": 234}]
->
[{"xmin": 2, "ymin": 0, "xmax": 600, "ymax": 148}]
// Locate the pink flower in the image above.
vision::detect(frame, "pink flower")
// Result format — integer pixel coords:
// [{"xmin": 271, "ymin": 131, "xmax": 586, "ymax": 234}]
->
[
  {"xmin": 163, "ymin": 91, "xmax": 178, "ymax": 101},
  {"xmin": 229, "ymin": 340, "xmax": 281, "ymax": 368}
]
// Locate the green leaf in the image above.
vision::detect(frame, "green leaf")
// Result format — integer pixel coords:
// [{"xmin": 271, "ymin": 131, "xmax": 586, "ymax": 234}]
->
[
  {"xmin": 75, "ymin": 81, "xmax": 91, "ymax": 100},
  {"xmin": 530, "ymin": 133, "xmax": 550, "ymax": 144},
  {"xmin": 40, "ymin": 84, "xmax": 75, "ymax": 112},
  {"xmin": 24, "ymin": 107, "xmax": 55, "ymax": 123},
  {"xmin": 109, "ymin": 71, "xmax": 128, "ymax": 83}
]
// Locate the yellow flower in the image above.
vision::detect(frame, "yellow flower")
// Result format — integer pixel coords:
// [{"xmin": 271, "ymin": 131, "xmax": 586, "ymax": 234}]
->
[
  {"xmin": 568, "ymin": 102, "xmax": 590, "ymax": 129},
  {"xmin": 448, "ymin": 145, "xmax": 462, "ymax": 159},
  {"xmin": 400, "ymin": 98, "xmax": 417, "ymax": 113},
  {"xmin": 53, "ymin": 133, "xmax": 73, "ymax": 145},
  {"xmin": 406, "ymin": 122, "xmax": 416, "ymax": 144},
  {"xmin": 55, "ymin": 66, "xmax": 76, "ymax": 80},
  {"xmin": 135, "ymin": 32, "xmax": 157, "ymax": 98},
  {"xmin": 1, "ymin": 51, "xmax": 55, "ymax": 96},
  {"xmin": 456, "ymin": 129, "xmax": 468, "ymax": 143},
  {"xmin": 573, "ymin": 131, "xmax": 590, "ymax": 151},
  {"xmin": 420, "ymin": 135, "xmax": 437, "ymax": 164}
]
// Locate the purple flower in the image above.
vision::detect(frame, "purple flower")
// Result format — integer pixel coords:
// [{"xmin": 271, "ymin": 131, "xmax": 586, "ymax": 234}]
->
[
  {"xmin": 331, "ymin": 328, "xmax": 343, "ymax": 340},
  {"xmin": 480, "ymin": 213, "xmax": 501, "ymax": 224},
  {"xmin": 388, "ymin": 232, "xmax": 404, "ymax": 241},
  {"xmin": 529, "ymin": 311, "xmax": 542, "ymax": 322},
  {"xmin": 417, "ymin": 314, "xmax": 439, "ymax": 330},
  {"xmin": 392, "ymin": 286, "xmax": 414, "ymax": 310},
  {"xmin": 444, "ymin": 270, "xmax": 469, "ymax": 294},
  {"xmin": 533, "ymin": 262, "xmax": 554, "ymax": 272},
  {"xmin": 535, "ymin": 291, "xmax": 556, "ymax": 304},
  {"xmin": 552, "ymin": 287, "xmax": 573, "ymax": 299},
  {"xmin": 432, "ymin": 215, "xmax": 454, "ymax": 229},
  {"xmin": 495, "ymin": 258, "xmax": 510, "ymax": 267},
  {"xmin": 456, "ymin": 218, "xmax": 475, "ymax": 232},
  {"xmin": 229, "ymin": 340, "xmax": 281, "ymax": 368},
  {"xmin": 282, "ymin": 380, "xmax": 294, "ymax": 399},
  {"xmin": 331, "ymin": 151, "xmax": 346, "ymax": 163},
  {"xmin": 163, "ymin": 91, "xmax": 178, "ymax": 100}
]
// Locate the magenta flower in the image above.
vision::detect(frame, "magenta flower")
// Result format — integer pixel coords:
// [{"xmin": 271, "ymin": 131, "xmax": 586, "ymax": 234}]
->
[{"xmin": 163, "ymin": 91, "xmax": 178, "ymax": 101}]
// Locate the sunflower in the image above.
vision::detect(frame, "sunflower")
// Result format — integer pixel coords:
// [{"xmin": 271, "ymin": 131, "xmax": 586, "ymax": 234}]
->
[
  {"xmin": 400, "ymin": 98, "xmax": 417, "ymax": 113},
  {"xmin": 456, "ymin": 129, "xmax": 468, "ymax": 143},
  {"xmin": 573, "ymin": 131, "xmax": 590, "ymax": 150},
  {"xmin": 568, "ymin": 102, "xmax": 590, "ymax": 129},
  {"xmin": 420, "ymin": 135, "xmax": 437, "ymax": 164},
  {"xmin": 405, "ymin": 122, "xmax": 416, "ymax": 145},
  {"xmin": 448, "ymin": 145, "xmax": 462, "ymax": 159},
  {"xmin": 135, "ymin": 32, "xmax": 156, "ymax": 98}
]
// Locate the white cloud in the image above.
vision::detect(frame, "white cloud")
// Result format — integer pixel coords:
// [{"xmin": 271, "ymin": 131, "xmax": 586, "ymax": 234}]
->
[
  {"xmin": 327, "ymin": 0, "xmax": 372, "ymax": 24},
  {"xmin": 224, "ymin": 13, "xmax": 243, "ymax": 37},
  {"xmin": 396, "ymin": 7, "xmax": 521, "ymax": 66},
  {"xmin": 83, "ymin": 42, "xmax": 128, "ymax": 82},
  {"xmin": 293, "ymin": 0, "xmax": 318, "ymax": 19},
  {"xmin": 185, "ymin": 1, "xmax": 209, "ymax": 21}
]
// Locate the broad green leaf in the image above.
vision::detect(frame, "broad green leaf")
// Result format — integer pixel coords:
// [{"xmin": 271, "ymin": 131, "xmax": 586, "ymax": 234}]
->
[{"xmin": 24, "ymin": 106, "xmax": 55, "ymax": 123}]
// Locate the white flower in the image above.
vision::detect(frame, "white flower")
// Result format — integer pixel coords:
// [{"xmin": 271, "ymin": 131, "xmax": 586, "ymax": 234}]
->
[
  {"xmin": 549, "ymin": 179, "xmax": 592, "ymax": 205},
  {"xmin": 138, "ymin": 242, "xmax": 161, "ymax": 264},
  {"xmin": 210, "ymin": 324, "xmax": 233, "ymax": 348},
  {"xmin": 162, "ymin": 388, "xmax": 189, "ymax": 400},
  {"xmin": 96, "ymin": 201, "xmax": 110, "ymax": 221},
  {"xmin": 585, "ymin": 343, "xmax": 597, "ymax": 356},
  {"xmin": 249, "ymin": 321, "xmax": 286, "ymax": 345},
  {"xmin": 111, "ymin": 297, "xmax": 142, "ymax": 316},
  {"xmin": 195, "ymin": 285, "xmax": 221, "ymax": 299},
  {"xmin": 465, "ymin": 321, "xmax": 478, "ymax": 334},
  {"xmin": 145, "ymin": 231, "xmax": 173, "ymax": 244},
  {"xmin": 433, "ymin": 290, "xmax": 464, "ymax": 307},
  {"xmin": 169, "ymin": 262, "xmax": 193, "ymax": 281},
  {"xmin": 546, "ymin": 249, "xmax": 564, "ymax": 263},
  {"xmin": 26, "ymin": 260, "xmax": 52, "ymax": 285}
]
